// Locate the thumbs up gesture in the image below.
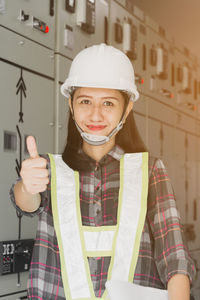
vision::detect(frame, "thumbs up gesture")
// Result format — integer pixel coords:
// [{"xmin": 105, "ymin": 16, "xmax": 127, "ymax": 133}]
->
[{"xmin": 20, "ymin": 136, "xmax": 49, "ymax": 195}]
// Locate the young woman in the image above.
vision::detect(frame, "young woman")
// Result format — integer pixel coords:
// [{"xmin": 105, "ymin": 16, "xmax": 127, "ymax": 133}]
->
[{"xmin": 11, "ymin": 44, "xmax": 195, "ymax": 300}]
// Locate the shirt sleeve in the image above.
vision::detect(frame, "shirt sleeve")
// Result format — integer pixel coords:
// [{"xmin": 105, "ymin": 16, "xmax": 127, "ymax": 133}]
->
[
  {"xmin": 9, "ymin": 154, "xmax": 50, "ymax": 217},
  {"xmin": 147, "ymin": 157, "xmax": 196, "ymax": 287}
]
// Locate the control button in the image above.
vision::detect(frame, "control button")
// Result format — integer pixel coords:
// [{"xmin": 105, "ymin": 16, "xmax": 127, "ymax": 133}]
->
[
  {"xmin": 18, "ymin": 9, "xmax": 29, "ymax": 22},
  {"xmin": 33, "ymin": 17, "xmax": 49, "ymax": 34},
  {"xmin": 64, "ymin": 25, "xmax": 74, "ymax": 49}
]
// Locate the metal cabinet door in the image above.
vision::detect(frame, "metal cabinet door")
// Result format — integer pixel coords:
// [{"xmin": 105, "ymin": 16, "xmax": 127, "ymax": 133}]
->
[{"xmin": 0, "ymin": 59, "xmax": 54, "ymax": 297}]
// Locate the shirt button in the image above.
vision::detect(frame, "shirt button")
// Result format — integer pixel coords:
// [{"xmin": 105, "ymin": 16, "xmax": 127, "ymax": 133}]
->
[{"xmin": 95, "ymin": 162, "xmax": 99, "ymax": 171}]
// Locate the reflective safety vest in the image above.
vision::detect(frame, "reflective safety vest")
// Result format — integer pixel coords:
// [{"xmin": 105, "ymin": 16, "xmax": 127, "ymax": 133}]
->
[{"xmin": 48, "ymin": 152, "xmax": 149, "ymax": 300}]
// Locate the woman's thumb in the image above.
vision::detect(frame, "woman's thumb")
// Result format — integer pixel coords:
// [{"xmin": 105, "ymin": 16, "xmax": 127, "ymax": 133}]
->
[{"xmin": 26, "ymin": 136, "xmax": 39, "ymax": 159}]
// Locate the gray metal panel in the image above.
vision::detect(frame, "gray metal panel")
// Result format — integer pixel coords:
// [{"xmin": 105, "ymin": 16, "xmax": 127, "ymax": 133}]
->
[
  {"xmin": 174, "ymin": 46, "xmax": 197, "ymax": 117},
  {"xmin": 109, "ymin": 0, "xmax": 148, "ymax": 95},
  {"xmin": 174, "ymin": 128, "xmax": 186, "ymax": 162},
  {"xmin": 133, "ymin": 94, "xmax": 147, "ymax": 115},
  {"xmin": 0, "ymin": 52, "xmax": 54, "ymax": 296},
  {"xmin": 134, "ymin": 113, "xmax": 147, "ymax": 147},
  {"xmin": 162, "ymin": 124, "xmax": 175, "ymax": 159},
  {"xmin": 56, "ymin": 0, "xmax": 109, "ymax": 58},
  {"xmin": 0, "ymin": 26, "xmax": 54, "ymax": 77},
  {"xmin": 147, "ymin": 97, "xmax": 175, "ymax": 125},
  {"xmin": 0, "ymin": 0, "xmax": 200, "ymax": 296},
  {"xmin": 0, "ymin": 292, "xmax": 28, "ymax": 300},
  {"xmin": 114, "ymin": 0, "xmax": 126, "ymax": 6},
  {"xmin": 21, "ymin": 71, "xmax": 54, "ymax": 152},
  {"xmin": 56, "ymin": 55, "xmax": 72, "ymax": 154},
  {"xmin": 173, "ymin": 160, "xmax": 186, "ymax": 221},
  {"xmin": 145, "ymin": 22, "xmax": 176, "ymax": 105},
  {"xmin": 187, "ymin": 134, "xmax": 197, "ymax": 162},
  {"xmin": 0, "ymin": 61, "xmax": 24, "ymax": 241},
  {"xmin": 133, "ymin": 95, "xmax": 148, "ymax": 146},
  {"xmin": 0, "ymin": 0, "xmax": 55, "ymax": 49},
  {"xmin": 174, "ymin": 110, "xmax": 196, "ymax": 135},
  {"xmin": 147, "ymin": 118, "xmax": 161, "ymax": 158},
  {"xmin": 195, "ymin": 162, "xmax": 200, "ymax": 249},
  {"xmin": 59, "ymin": 55, "xmax": 72, "ymax": 85},
  {"xmin": 186, "ymin": 160, "xmax": 197, "ymax": 247},
  {"xmin": 0, "ymin": 272, "xmax": 28, "ymax": 299},
  {"xmin": 58, "ymin": 84, "xmax": 69, "ymax": 155}
]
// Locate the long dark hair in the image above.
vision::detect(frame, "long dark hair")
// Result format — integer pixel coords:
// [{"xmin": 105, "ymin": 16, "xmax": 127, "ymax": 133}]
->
[{"xmin": 62, "ymin": 91, "xmax": 147, "ymax": 171}]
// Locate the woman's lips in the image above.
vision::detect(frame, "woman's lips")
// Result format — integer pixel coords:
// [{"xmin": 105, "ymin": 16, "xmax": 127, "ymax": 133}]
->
[{"xmin": 86, "ymin": 125, "xmax": 106, "ymax": 131}]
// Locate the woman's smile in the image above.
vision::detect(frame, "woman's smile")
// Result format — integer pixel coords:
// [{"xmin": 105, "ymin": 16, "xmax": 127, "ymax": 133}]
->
[{"xmin": 86, "ymin": 124, "xmax": 107, "ymax": 131}]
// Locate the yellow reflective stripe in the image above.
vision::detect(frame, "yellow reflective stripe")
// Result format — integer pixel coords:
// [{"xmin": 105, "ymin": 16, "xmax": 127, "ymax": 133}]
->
[
  {"xmin": 128, "ymin": 152, "xmax": 149, "ymax": 281},
  {"xmin": 48, "ymin": 154, "xmax": 71, "ymax": 300},
  {"xmin": 74, "ymin": 171, "xmax": 95, "ymax": 299},
  {"xmin": 86, "ymin": 251, "xmax": 112, "ymax": 257},
  {"xmin": 102, "ymin": 155, "xmax": 125, "ymax": 299},
  {"xmin": 83, "ymin": 226, "xmax": 116, "ymax": 232}
]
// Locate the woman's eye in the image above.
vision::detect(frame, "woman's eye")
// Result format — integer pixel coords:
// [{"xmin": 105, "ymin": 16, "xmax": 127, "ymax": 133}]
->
[
  {"xmin": 103, "ymin": 101, "xmax": 113, "ymax": 106},
  {"xmin": 80, "ymin": 99, "xmax": 90, "ymax": 104}
]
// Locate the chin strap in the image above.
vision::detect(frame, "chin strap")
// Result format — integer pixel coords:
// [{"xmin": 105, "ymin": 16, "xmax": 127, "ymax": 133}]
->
[{"xmin": 74, "ymin": 119, "xmax": 124, "ymax": 146}]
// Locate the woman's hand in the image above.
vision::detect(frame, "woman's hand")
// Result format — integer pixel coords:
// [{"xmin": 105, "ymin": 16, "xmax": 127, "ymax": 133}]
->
[
  {"xmin": 14, "ymin": 136, "xmax": 49, "ymax": 212},
  {"xmin": 20, "ymin": 136, "xmax": 49, "ymax": 194},
  {"xmin": 167, "ymin": 274, "xmax": 190, "ymax": 300}
]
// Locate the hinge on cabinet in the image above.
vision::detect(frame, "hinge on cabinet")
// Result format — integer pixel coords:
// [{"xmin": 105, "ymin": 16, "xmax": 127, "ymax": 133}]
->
[{"xmin": 49, "ymin": 0, "xmax": 54, "ymax": 16}]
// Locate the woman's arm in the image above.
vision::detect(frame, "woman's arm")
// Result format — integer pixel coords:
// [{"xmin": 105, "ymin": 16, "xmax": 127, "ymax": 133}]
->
[
  {"xmin": 147, "ymin": 158, "xmax": 196, "ymax": 291},
  {"xmin": 167, "ymin": 274, "xmax": 190, "ymax": 300}
]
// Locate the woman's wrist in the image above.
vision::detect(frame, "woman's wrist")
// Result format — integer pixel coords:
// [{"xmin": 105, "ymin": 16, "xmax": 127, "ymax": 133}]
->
[{"xmin": 14, "ymin": 181, "xmax": 41, "ymax": 212}]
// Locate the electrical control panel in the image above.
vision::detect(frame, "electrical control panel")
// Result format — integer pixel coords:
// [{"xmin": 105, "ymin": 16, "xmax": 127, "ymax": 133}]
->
[
  {"xmin": 115, "ymin": 18, "xmax": 123, "ymax": 44},
  {"xmin": 122, "ymin": 17, "xmax": 137, "ymax": 60},
  {"xmin": 109, "ymin": 1, "xmax": 147, "ymax": 96},
  {"xmin": 76, "ymin": 0, "xmax": 95, "ymax": 34},
  {"xmin": 174, "ymin": 44, "xmax": 197, "ymax": 116},
  {"xmin": 1, "ymin": 0, "xmax": 200, "ymax": 298},
  {"xmin": 146, "ymin": 16, "xmax": 176, "ymax": 105},
  {"xmin": 55, "ymin": 0, "xmax": 108, "ymax": 59},
  {"xmin": 0, "ymin": 23, "xmax": 54, "ymax": 297},
  {"xmin": 0, "ymin": 239, "xmax": 34, "ymax": 276},
  {"xmin": 66, "ymin": 0, "xmax": 76, "ymax": 13},
  {"xmin": 0, "ymin": 0, "xmax": 55, "ymax": 49}
]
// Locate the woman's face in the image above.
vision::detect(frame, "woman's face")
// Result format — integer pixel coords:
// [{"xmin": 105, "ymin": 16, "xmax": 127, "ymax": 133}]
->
[{"xmin": 69, "ymin": 87, "xmax": 133, "ymax": 139}]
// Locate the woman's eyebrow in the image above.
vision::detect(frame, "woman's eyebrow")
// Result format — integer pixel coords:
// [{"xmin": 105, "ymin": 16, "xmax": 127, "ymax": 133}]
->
[
  {"xmin": 76, "ymin": 95, "xmax": 93, "ymax": 99},
  {"xmin": 75, "ymin": 95, "xmax": 120, "ymax": 101},
  {"xmin": 101, "ymin": 96, "xmax": 119, "ymax": 101}
]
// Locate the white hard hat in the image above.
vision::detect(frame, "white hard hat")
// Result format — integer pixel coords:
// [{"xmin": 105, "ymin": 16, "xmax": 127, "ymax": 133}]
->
[{"xmin": 61, "ymin": 43, "xmax": 139, "ymax": 102}]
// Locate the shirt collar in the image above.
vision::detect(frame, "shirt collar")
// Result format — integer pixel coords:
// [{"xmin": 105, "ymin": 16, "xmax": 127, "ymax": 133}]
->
[
  {"xmin": 108, "ymin": 145, "xmax": 124, "ymax": 161},
  {"xmin": 78, "ymin": 145, "xmax": 124, "ymax": 165}
]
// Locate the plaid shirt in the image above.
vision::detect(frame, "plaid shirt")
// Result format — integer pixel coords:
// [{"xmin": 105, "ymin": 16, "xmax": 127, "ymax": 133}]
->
[{"xmin": 10, "ymin": 146, "xmax": 196, "ymax": 299}]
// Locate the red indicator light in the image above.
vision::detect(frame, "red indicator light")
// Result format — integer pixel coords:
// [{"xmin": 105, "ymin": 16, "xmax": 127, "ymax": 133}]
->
[
  {"xmin": 141, "ymin": 79, "xmax": 144, "ymax": 84},
  {"xmin": 45, "ymin": 26, "xmax": 49, "ymax": 33},
  {"xmin": 170, "ymin": 93, "xmax": 174, "ymax": 99}
]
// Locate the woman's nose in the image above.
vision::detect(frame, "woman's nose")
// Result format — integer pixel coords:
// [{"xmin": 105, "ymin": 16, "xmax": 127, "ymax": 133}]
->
[{"xmin": 89, "ymin": 105, "xmax": 103, "ymax": 122}]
